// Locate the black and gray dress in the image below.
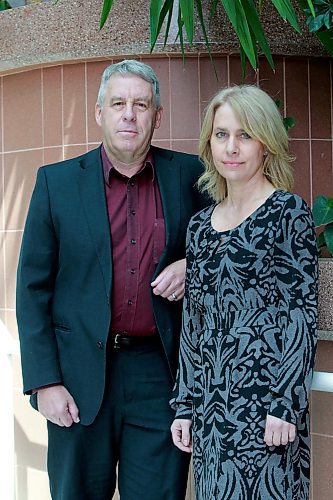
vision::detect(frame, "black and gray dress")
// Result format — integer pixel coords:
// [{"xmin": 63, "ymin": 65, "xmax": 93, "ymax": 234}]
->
[{"xmin": 171, "ymin": 190, "xmax": 318, "ymax": 500}]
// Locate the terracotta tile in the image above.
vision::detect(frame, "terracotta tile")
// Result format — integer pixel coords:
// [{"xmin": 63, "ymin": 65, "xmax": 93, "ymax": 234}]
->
[
  {"xmin": 170, "ymin": 58, "xmax": 200, "ymax": 140},
  {"xmin": 0, "ymin": 232, "xmax": 5, "ymax": 308},
  {"xmin": 200, "ymin": 56, "xmax": 228, "ymax": 122},
  {"xmin": 0, "ymin": 77, "xmax": 2, "ymax": 153},
  {"xmin": 14, "ymin": 388, "xmax": 48, "ymax": 455},
  {"xmin": 86, "ymin": 60, "xmax": 110, "ymax": 143},
  {"xmin": 285, "ymin": 58, "xmax": 309, "ymax": 139},
  {"xmin": 315, "ymin": 341, "xmax": 333, "ymax": 373},
  {"xmin": 143, "ymin": 57, "xmax": 171, "ymax": 141},
  {"xmin": 290, "ymin": 140, "xmax": 311, "ymax": 204},
  {"xmin": 151, "ymin": 139, "xmax": 171, "ymax": 150},
  {"xmin": 309, "ymin": 59, "xmax": 331, "ymax": 140},
  {"xmin": 12, "ymin": 353, "xmax": 23, "ymax": 391},
  {"xmin": 63, "ymin": 145, "xmax": 87, "ymax": 160},
  {"xmin": 311, "ymin": 140, "xmax": 333, "ymax": 199},
  {"xmin": 171, "ymin": 140, "xmax": 199, "ymax": 155},
  {"xmin": 229, "ymin": 56, "xmax": 258, "ymax": 86},
  {"xmin": 3, "ymin": 149, "xmax": 43, "ymax": 230},
  {"xmin": 42, "ymin": 66, "xmax": 63, "ymax": 148},
  {"xmin": 312, "ymin": 434, "xmax": 333, "ymax": 500},
  {"xmin": 311, "ymin": 390, "xmax": 333, "ymax": 436},
  {"xmin": 0, "ymin": 155, "xmax": 4, "ymax": 230},
  {"xmin": 258, "ymin": 56, "xmax": 284, "ymax": 103},
  {"xmin": 87, "ymin": 142, "xmax": 101, "ymax": 152},
  {"xmin": 43, "ymin": 147, "xmax": 63, "ymax": 166},
  {"xmin": 5, "ymin": 309, "xmax": 19, "ymax": 342},
  {"xmin": 63, "ymin": 64, "xmax": 86, "ymax": 145},
  {"xmin": 3, "ymin": 69, "xmax": 43, "ymax": 152},
  {"xmin": 4, "ymin": 231, "xmax": 23, "ymax": 309},
  {"xmin": 15, "ymin": 465, "xmax": 50, "ymax": 500}
]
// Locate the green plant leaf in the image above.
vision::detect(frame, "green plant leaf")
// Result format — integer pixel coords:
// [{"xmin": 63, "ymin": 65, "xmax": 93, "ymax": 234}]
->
[
  {"xmin": 317, "ymin": 231, "xmax": 326, "ymax": 255},
  {"xmin": 220, "ymin": 0, "xmax": 258, "ymax": 69},
  {"xmin": 306, "ymin": 0, "xmax": 316, "ymax": 17},
  {"xmin": 100, "ymin": 0, "xmax": 115, "ymax": 30},
  {"xmin": 210, "ymin": 0, "xmax": 219, "ymax": 22},
  {"xmin": 150, "ymin": 0, "xmax": 174, "ymax": 51},
  {"xmin": 324, "ymin": 223, "xmax": 333, "ymax": 256},
  {"xmin": 242, "ymin": 0, "xmax": 275, "ymax": 70},
  {"xmin": 150, "ymin": 0, "xmax": 164, "ymax": 46},
  {"xmin": 180, "ymin": 0, "xmax": 194, "ymax": 45},
  {"xmin": 271, "ymin": 0, "xmax": 301, "ymax": 33},
  {"xmin": 195, "ymin": 0, "xmax": 218, "ymax": 78},
  {"xmin": 312, "ymin": 195, "xmax": 333, "ymax": 226},
  {"xmin": 177, "ymin": 4, "xmax": 186, "ymax": 63},
  {"xmin": 283, "ymin": 116, "xmax": 295, "ymax": 130}
]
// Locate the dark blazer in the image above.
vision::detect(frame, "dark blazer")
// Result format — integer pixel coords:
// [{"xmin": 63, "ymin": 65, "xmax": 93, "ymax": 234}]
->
[{"xmin": 17, "ymin": 146, "xmax": 208, "ymax": 425}]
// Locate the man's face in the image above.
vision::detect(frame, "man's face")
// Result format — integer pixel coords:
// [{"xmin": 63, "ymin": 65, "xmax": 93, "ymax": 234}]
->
[{"xmin": 95, "ymin": 73, "xmax": 163, "ymax": 164}]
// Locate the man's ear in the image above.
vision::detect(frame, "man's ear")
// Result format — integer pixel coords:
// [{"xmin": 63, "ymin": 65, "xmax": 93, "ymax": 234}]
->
[
  {"xmin": 95, "ymin": 103, "xmax": 102, "ymax": 127},
  {"xmin": 154, "ymin": 107, "xmax": 163, "ymax": 130}
]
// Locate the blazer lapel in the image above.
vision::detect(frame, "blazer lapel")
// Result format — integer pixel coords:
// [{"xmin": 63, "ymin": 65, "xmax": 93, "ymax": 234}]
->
[
  {"xmin": 153, "ymin": 147, "xmax": 181, "ymax": 272},
  {"xmin": 77, "ymin": 148, "xmax": 112, "ymax": 299}
]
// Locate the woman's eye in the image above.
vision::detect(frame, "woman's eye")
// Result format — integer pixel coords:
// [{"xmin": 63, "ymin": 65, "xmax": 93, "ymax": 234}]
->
[
  {"xmin": 240, "ymin": 132, "xmax": 251, "ymax": 139},
  {"xmin": 216, "ymin": 131, "xmax": 226, "ymax": 138}
]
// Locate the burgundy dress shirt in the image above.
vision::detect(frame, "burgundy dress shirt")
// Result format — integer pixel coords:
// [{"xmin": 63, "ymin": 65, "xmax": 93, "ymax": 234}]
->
[{"xmin": 101, "ymin": 146, "xmax": 165, "ymax": 337}]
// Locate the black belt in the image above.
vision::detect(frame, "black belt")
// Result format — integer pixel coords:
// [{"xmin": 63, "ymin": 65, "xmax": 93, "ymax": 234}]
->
[{"xmin": 112, "ymin": 333, "xmax": 160, "ymax": 349}]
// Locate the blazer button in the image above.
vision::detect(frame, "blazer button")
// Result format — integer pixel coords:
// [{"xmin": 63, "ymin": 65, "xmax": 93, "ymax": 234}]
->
[{"xmin": 97, "ymin": 341, "xmax": 104, "ymax": 349}]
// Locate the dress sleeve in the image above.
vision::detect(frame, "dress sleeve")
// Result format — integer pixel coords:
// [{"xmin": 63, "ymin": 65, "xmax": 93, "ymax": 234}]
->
[
  {"xmin": 269, "ymin": 195, "xmax": 318, "ymax": 425},
  {"xmin": 170, "ymin": 219, "xmax": 203, "ymax": 420}
]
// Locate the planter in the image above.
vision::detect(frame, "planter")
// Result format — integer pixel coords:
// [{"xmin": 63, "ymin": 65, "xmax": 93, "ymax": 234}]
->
[{"xmin": 318, "ymin": 259, "xmax": 333, "ymax": 337}]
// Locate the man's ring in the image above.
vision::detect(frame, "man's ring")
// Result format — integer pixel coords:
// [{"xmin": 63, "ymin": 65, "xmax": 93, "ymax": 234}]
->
[{"xmin": 172, "ymin": 292, "xmax": 177, "ymax": 301}]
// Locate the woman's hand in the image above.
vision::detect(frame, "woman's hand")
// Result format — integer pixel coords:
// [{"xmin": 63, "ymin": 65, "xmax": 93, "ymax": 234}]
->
[
  {"xmin": 171, "ymin": 418, "xmax": 192, "ymax": 453},
  {"xmin": 264, "ymin": 414, "xmax": 296, "ymax": 446}
]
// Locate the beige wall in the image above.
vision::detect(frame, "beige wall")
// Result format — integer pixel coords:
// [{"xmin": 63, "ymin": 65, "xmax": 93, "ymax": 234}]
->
[{"xmin": 0, "ymin": 54, "xmax": 332, "ymax": 499}]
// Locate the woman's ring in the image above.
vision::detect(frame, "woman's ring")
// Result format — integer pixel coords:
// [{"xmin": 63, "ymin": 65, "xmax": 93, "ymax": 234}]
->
[{"xmin": 172, "ymin": 292, "xmax": 177, "ymax": 301}]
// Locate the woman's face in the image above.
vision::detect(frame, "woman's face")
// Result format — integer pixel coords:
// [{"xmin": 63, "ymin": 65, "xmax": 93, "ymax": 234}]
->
[{"xmin": 210, "ymin": 102, "xmax": 266, "ymax": 187}]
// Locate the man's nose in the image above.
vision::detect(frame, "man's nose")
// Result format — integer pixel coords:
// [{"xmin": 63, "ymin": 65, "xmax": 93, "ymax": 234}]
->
[{"xmin": 122, "ymin": 103, "xmax": 136, "ymax": 121}]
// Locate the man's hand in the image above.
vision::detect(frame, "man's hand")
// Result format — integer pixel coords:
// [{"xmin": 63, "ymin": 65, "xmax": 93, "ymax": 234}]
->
[
  {"xmin": 171, "ymin": 419, "xmax": 192, "ymax": 453},
  {"xmin": 151, "ymin": 258, "xmax": 186, "ymax": 302},
  {"xmin": 264, "ymin": 414, "xmax": 296, "ymax": 446},
  {"xmin": 37, "ymin": 385, "xmax": 80, "ymax": 427}
]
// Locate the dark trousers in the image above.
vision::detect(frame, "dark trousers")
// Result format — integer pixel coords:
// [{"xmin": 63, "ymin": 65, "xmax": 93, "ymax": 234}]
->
[{"xmin": 47, "ymin": 341, "xmax": 190, "ymax": 500}]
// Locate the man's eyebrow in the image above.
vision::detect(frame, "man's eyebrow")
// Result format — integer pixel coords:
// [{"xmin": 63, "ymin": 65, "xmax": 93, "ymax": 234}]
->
[{"xmin": 110, "ymin": 96, "xmax": 151, "ymax": 102}]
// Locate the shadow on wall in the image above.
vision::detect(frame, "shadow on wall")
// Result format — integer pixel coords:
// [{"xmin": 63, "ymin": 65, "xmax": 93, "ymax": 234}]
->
[{"xmin": 14, "ymin": 415, "xmax": 49, "ymax": 500}]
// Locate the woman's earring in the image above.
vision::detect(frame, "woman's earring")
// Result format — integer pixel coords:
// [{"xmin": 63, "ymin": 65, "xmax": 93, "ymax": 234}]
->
[{"xmin": 263, "ymin": 151, "xmax": 268, "ymax": 158}]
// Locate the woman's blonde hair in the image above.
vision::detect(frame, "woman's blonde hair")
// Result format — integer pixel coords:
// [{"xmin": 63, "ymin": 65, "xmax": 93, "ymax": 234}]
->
[{"xmin": 198, "ymin": 85, "xmax": 294, "ymax": 202}]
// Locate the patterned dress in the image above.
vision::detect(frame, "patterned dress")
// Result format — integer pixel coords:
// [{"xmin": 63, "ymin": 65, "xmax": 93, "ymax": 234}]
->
[{"xmin": 171, "ymin": 190, "xmax": 318, "ymax": 500}]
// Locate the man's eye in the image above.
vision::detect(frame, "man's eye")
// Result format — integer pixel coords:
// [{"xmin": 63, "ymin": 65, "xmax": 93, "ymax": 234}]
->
[
  {"xmin": 135, "ymin": 102, "xmax": 148, "ymax": 110},
  {"xmin": 112, "ymin": 102, "xmax": 124, "ymax": 108}
]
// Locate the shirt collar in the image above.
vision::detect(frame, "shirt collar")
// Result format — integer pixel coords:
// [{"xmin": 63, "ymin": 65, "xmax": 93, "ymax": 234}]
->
[{"xmin": 101, "ymin": 145, "xmax": 155, "ymax": 186}]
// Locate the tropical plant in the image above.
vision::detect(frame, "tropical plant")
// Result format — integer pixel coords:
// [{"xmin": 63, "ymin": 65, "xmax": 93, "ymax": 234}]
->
[
  {"xmin": 0, "ymin": 0, "xmax": 11, "ymax": 10},
  {"xmin": 100, "ymin": 0, "xmax": 333, "ymax": 74},
  {"xmin": 312, "ymin": 195, "xmax": 333, "ymax": 256}
]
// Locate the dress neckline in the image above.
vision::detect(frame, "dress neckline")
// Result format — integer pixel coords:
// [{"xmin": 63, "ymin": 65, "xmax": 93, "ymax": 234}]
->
[{"xmin": 210, "ymin": 190, "xmax": 282, "ymax": 235}]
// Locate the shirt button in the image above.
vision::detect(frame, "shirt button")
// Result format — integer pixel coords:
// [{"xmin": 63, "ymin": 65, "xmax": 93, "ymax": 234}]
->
[
  {"xmin": 131, "ymin": 239, "xmax": 136, "ymax": 244},
  {"xmin": 130, "ymin": 269, "xmax": 136, "ymax": 274},
  {"xmin": 128, "ymin": 300, "xmax": 133, "ymax": 305},
  {"xmin": 97, "ymin": 341, "xmax": 104, "ymax": 349},
  {"xmin": 130, "ymin": 181, "xmax": 135, "ymax": 187},
  {"xmin": 131, "ymin": 210, "xmax": 136, "ymax": 215}
]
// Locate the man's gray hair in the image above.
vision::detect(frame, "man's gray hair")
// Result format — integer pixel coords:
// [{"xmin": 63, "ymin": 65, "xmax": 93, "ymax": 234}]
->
[{"xmin": 97, "ymin": 60, "xmax": 161, "ymax": 109}]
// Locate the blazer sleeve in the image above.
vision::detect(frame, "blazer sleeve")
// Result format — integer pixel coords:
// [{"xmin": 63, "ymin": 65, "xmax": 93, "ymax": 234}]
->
[
  {"xmin": 170, "ymin": 219, "xmax": 202, "ymax": 419},
  {"xmin": 269, "ymin": 195, "xmax": 318, "ymax": 425},
  {"xmin": 16, "ymin": 167, "xmax": 62, "ymax": 394}
]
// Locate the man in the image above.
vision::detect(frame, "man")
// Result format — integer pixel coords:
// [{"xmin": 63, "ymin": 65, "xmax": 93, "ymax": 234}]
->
[{"xmin": 17, "ymin": 60, "xmax": 207, "ymax": 499}]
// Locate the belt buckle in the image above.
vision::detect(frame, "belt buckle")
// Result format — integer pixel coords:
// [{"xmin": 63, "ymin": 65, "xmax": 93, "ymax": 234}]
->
[{"xmin": 114, "ymin": 333, "xmax": 121, "ymax": 349}]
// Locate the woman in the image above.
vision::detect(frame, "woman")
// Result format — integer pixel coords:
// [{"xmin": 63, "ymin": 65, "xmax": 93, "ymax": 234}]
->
[{"xmin": 170, "ymin": 85, "xmax": 318, "ymax": 500}]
